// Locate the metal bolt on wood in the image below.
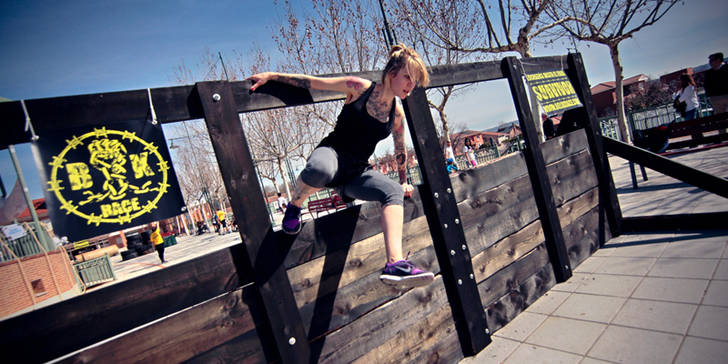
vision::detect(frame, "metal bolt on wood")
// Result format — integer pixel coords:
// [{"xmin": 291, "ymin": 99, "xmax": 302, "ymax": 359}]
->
[
  {"xmin": 447, "ymin": 188, "xmax": 452, "ymax": 193},
  {"xmin": 288, "ymin": 337, "xmax": 296, "ymax": 346},
  {"xmin": 443, "ymin": 223, "xmax": 448, "ymax": 229},
  {"xmin": 485, "ymin": 328, "xmax": 490, "ymax": 334},
  {"xmin": 450, "ymin": 250, "xmax": 456, "ymax": 256},
  {"xmin": 455, "ymin": 218, "xmax": 460, "ymax": 224},
  {"xmin": 469, "ymin": 273, "xmax": 474, "ymax": 279},
  {"xmin": 461, "ymin": 244, "xmax": 467, "ymax": 250},
  {"xmin": 434, "ymin": 192, "xmax": 439, "ymax": 198},
  {"xmin": 457, "ymin": 279, "xmax": 462, "ymax": 285},
  {"xmin": 212, "ymin": 93, "xmax": 221, "ymax": 102}
]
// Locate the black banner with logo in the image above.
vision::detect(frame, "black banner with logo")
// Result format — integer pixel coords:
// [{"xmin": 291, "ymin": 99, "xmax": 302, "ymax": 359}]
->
[{"xmin": 34, "ymin": 120, "xmax": 185, "ymax": 241}]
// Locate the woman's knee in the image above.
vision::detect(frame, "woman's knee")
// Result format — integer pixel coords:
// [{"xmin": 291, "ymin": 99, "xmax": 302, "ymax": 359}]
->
[
  {"xmin": 300, "ymin": 149, "xmax": 338, "ymax": 187},
  {"xmin": 380, "ymin": 179, "xmax": 404, "ymax": 207}
]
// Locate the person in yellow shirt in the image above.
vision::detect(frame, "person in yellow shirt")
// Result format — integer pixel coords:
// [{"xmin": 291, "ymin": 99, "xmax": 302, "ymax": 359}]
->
[
  {"xmin": 216, "ymin": 209, "xmax": 228, "ymax": 235},
  {"xmin": 149, "ymin": 222, "xmax": 166, "ymax": 263}
]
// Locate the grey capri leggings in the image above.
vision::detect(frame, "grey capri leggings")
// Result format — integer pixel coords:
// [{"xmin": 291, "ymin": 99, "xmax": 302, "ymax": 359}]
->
[{"xmin": 300, "ymin": 147, "xmax": 404, "ymax": 207}]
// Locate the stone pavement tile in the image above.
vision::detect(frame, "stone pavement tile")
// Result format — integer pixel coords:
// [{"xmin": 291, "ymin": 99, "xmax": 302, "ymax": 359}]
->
[
  {"xmin": 579, "ymin": 357, "xmax": 614, "ymax": 364},
  {"xmin": 525, "ymin": 317, "xmax": 606, "ymax": 355},
  {"xmin": 631, "ymin": 277, "xmax": 709, "ymax": 304},
  {"xmin": 573, "ymin": 274, "xmax": 641, "ymax": 297},
  {"xmin": 504, "ymin": 344, "xmax": 582, "ymax": 364},
  {"xmin": 526, "ymin": 291, "xmax": 571, "ymax": 315},
  {"xmin": 714, "ymin": 259, "xmax": 728, "ymax": 279},
  {"xmin": 602, "ymin": 240, "xmax": 671, "ymax": 258},
  {"xmin": 647, "ymin": 258, "xmax": 719, "ymax": 279},
  {"xmin": 494, "ymin": 312, "xmax": 548, "ymax": 342},
  {"xmin": 552, "ymin": 272, "xmax": 589, "ymax": 293},
  {"xmin": 553, "ymin": 293, "xmax": 625, "ymax": 323},
  {"xmin": 594, "ymin": 256, "xmax": 656, "ymax": 276},
  {"xmin": 611, "ymin": 298, "xmax": 698, "ymax": 334},
  {"xmin": 674, "ymin": 336, "xmax": 728, "ymax": 364},
  {"xmin": 661, "ymin": 240, "xmax": 726, "ymax": 259},
  {"xmin": 688, "ymin": 305, "xmax": 728, "ymax": 340},
  {"xmin": 460, "ymin": 336, "xmax": 519, "ymax": 364},
  {"xmin": 702, "ymin": 280, "xmax": 728, "ymax": 307},
  {"xmin": 572, "ymin": 256, "xmax": 608, "ymax": 273},
  {"xmin": 587, "ymin": 326, "xmax": 682, "ymax": 364}
]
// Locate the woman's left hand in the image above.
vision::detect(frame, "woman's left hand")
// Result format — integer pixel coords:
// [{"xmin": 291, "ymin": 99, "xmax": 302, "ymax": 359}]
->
[{"xmin": 402, "ymin": 183, "xmax": 414, "ymax": 199}]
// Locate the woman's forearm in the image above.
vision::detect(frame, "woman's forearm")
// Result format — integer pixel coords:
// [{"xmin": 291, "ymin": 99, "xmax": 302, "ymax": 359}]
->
[{"xmin": 270, "ymin": 73, "xmax": 313, "ymax": 89}]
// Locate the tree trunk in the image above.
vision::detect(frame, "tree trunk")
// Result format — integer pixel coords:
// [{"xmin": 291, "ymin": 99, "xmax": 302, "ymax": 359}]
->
[
  {"xmin": 438, "ymin": 107, "xmax": 452, "ymax": 146},
  {"xmin": 609, "ymin": 44, "xmax": 632, "ymax": 143},
  {"xmin": 277, "ymin": 156, "xmax": 292, "ymax": 200}
]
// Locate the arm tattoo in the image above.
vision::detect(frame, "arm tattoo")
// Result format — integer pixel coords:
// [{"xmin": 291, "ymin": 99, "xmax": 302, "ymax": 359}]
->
[
  {"xmin": 273, "ymin": 74, "xmax": 311, "ymax": 89},
  {"xmin": 393, "ymin": 121, "xmax": 408, "ymax": 183},
  {"xmin": 346, "ymin": 79, "xmax": 363, "ymax": 91}
]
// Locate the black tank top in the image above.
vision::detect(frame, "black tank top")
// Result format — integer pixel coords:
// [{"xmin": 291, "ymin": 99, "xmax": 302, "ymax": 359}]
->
[{"xmin": 316, "ymin": 82, "xmax": 395, "ymax": 187}]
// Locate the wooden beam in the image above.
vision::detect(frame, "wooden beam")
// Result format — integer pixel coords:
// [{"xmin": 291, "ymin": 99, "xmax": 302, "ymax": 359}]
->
[
  {"xmin": 602, "ymin": 136, "xmax": 728, "ymax": 199},
  {"xmin": 1, "ymin": 56, "xmax": 570, "ymax": 148},
  {"xmin": 566, "ymin": 53, "xmax": 623, "ymax": 239},
  {"xmin": 403, "ymin": 87, "xmax": 491, "ymax": 355},
  {"xmin": 196, "ymin": 81, "xmax": 309, "ymax": 364},
  {"xmin": 501, "ymin": 57, "xmax": 572, "ymax": 282}
]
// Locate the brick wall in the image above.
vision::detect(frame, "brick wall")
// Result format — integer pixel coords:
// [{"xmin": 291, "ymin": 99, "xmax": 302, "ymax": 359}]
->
[{"xmin": 0, "ymin": 250, "xmax": 76, "ymax": 318}]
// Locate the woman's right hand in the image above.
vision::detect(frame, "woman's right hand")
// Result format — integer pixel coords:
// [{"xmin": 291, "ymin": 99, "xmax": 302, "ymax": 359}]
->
[{"xmin": 247, "ymin": 72, "xmax": 277, "ymax": 92}]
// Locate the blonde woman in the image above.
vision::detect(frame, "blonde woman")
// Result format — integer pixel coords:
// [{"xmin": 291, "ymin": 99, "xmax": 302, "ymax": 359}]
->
[{"xmin": 248, "ymin": 44, "xmax": 433, "ymax": 288}]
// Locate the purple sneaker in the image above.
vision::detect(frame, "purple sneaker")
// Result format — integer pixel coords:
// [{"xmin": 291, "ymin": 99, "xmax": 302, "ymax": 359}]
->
[
  {"xmin": 282, "ymin": 204, "xmax": 302, "ymax": 234},
  {"xmin": 380, "ymin": 259, "xmax": 434, "ymax": 288}
]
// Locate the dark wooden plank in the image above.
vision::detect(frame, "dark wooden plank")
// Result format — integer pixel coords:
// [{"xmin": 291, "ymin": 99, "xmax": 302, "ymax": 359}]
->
[
  {"xmin": 520, "ymin": 55, "xmax": 571, "ymax": 75},
  {"xmin": 540, "ymin": 129, "xmax": 589, "ymax": 165},
  {"xmin": 57, "ymin": 285, "xmax": 267, "ymax": 364},
  {"xmin": 0, "ymin": 244, "xmax": 251, "ymax": 364},
  {"xmin": 562, "ymin": 204, "xmax": 603, "ymax": 268},
  {"xmin": 315, "ymin": 276, "xmax": 463, "ymax": 364},
  {"xmin": 667, "ymin": 112, "xmax": 728, "ymax": 137},
  {"xmin": 289, "ymin": 217, "xmax": 439, "ymax": 338},
  {"xmin": 566, "ymin": 53, "xmax": 623, "ymax": 237},
  {"xmin": 450, "ymin": 154, "xmax": 528, "ymax": 205},
  {"xmin": 486, "ymin": 262, "xmax": 556, "ymax": 332},
  {"xmin": 197, "ymin": 81, "xmax": 309, "ymax": 364},
  {"xmin": 547, "ymin": 149, "xmax": 598, "ymax": 206},
  {"xmin": 403, "ymin": 86, "xmax": 490, "ymax": 355},
  {"xmin": 478, "ymin": 242, "xmax": 550, "ymax": 305},
  {"xmin": 622, "ymin": 212, "xmax": 728, "ymax": 232},
  {"xmin": 602, "ymin": 136, "xmax": 728, "ymax": 199},
  {"xmin": 502, "ymin": 56, "xmax": 572, "ymax": 282},
  {"xmin": 184, "ymin": 329, "xmax": 269, "ymax": 364}
]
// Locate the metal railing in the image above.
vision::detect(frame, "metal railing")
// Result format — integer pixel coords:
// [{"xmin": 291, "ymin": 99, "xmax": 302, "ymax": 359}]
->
[
  {"xmin": 73, "ymin": 254, "xmax": 116, "ymax": 288},
  {"xmin": 0, "ymin": 224, "xmax": 54, "ymax": 263}
]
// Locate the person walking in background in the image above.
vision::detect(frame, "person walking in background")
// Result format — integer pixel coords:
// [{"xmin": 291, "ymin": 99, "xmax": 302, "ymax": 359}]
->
[
  {"xmin": 216, "ymin": 209, "xmax": 228, "ymax": 235},
  {"xmin": 464, "ymin": 139, "xmax": 477, "ymax": 168},
  {"xmin": 276, "ymin": 192, "xmax": 288, "ymax": 213},
  {"xmin": 150, "ymin": 221, "xmax": 166, "ymax": 263},
  {"xmin": 675, "ymin": 73, "xmax": 699, "ymax": 120},
  {"xmin": 705, "ymin": 52, "xmax": 728, "ymax": 114},
  {"xmin": 247, "ymin": 44, "xmax": 434, "ymax": 289}
]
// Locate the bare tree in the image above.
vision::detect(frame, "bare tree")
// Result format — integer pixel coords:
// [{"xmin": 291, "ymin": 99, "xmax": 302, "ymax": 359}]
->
[{"xmin": 546, "ymin": 0, "xmax": 681, "ymax": 143}]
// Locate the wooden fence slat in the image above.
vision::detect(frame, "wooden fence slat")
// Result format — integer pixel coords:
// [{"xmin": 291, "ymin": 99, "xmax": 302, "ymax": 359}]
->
[
  {"xmin": 566, "ymin": 53, "xmax": 623, "ymax": 238},
  {"xmin": 196, "ymin": 81, "xmax": 309, "ymax": 364},
  {"xmin": 403, "ymin": 87, "xmax": 491, "ymax": 355},
  {"xmin": 56, "ymin": 285, "xmax": 266, "ymax": 364},
  {"xmin": 622, "ymin": 212, "xmax": 728, "ymax": 232},
  {"xmin": 0, "ymin": 245, "xmax": 250, "ymax": 363},
  {"xmin": 502, "ymin": 57, "xmax": 572, "ymax": 283}
]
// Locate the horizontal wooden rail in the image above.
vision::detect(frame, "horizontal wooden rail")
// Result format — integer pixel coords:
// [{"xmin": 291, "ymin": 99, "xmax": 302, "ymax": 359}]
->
[
  {"xmin": 0, "ymin": 56, "xmax": 568, "ymax": 148},
  {"xmin": 622, "ymin": 212, "xmax": 728, "ymax": 232}
]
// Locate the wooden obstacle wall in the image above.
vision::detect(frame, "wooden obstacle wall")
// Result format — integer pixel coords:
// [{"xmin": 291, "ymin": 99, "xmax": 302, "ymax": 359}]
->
[{"xmin": 0, "ymin": 54, "xmax": 620, "ymax": 363}]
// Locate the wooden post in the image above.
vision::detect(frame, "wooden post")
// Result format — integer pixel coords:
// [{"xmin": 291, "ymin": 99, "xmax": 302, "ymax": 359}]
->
[
  {"xmin": 196, "ymin": 81, "xmax": 309, "ymax": 364},
  {"xmin": 501, "ymin": 57, "xmax": 572, "ymax": 283},
  {"xmin": 402, "ymin": 87, "xmax": 491, "ymax": 356},
  {"xmin": 566, "ymin": 53, "xmax": 623, "ymax": 238}
]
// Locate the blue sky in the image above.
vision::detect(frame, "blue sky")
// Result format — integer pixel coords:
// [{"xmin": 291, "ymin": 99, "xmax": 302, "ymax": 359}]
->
[{"xmin": 1, "ymin": 0, "xmax": 726, "ymax": 199}]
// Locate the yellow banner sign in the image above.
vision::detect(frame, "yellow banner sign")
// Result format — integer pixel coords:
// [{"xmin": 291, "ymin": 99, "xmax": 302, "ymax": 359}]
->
[{"xmin": 525, "ymin": 70, "xmax": 583, "ymax": 116}]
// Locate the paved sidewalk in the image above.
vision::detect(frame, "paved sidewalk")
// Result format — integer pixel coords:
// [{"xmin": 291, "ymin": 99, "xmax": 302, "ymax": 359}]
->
[
  {"xmin": 463, "ymin": 147, "xmax": 728, "ymax": 363},
  {"xmin": 464, "ymin": 230, "xmax": 728, "ymax": 364}
]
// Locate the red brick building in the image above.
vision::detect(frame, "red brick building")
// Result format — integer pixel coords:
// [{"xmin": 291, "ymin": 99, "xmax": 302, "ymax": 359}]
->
[{"xmin": 590, "ymin": 74, "xmax": 649, "ymax": 117}]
